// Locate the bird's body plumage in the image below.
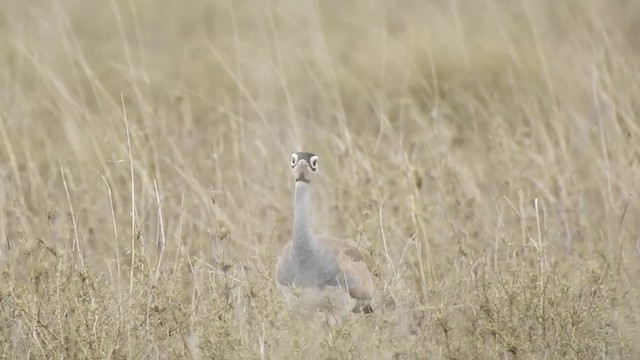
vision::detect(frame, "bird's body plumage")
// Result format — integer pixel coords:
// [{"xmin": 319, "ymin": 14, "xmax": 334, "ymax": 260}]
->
[
  {"xmin": 275, "ymin": 152, "xmax": 374, "ymax": 325},
  {"xmin": 276, "ymin": 235, "xmax": 374, "ymax": 315}
]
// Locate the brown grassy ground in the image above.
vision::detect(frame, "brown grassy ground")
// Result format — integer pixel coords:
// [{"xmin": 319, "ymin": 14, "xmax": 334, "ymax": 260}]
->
[{"xmin": 0, "ymin": 0, "xmax": 639, "ymax": 358}]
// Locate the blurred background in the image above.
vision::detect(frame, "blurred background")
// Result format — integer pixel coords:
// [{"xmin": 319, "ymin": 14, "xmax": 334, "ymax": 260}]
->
[{"xmin": 0, "ymin": 0, "xmax": 639, "ymax": 358}]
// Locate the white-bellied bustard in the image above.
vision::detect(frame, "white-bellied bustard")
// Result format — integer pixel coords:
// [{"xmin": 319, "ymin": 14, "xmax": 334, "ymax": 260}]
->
[{"xmin": 275, "ymin": 152, "xmax": 375, "ymax": 326}]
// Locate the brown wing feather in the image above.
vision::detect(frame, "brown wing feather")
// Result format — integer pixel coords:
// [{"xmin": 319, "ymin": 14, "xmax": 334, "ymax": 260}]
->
[{"xmin": 317, "ymin": 235, "xmax": 375, "ymax": 311}]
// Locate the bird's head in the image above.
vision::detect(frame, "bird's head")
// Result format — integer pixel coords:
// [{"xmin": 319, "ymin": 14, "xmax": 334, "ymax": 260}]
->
[{"xmin": 290, "ymin": 152, "xmax": 318, "ymax": 183}]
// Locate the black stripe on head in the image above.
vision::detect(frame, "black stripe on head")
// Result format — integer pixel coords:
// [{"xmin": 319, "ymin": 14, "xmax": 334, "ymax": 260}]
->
[{"xmin": 294, "ymin": 152, "xmax": 316, "ymax": 163}]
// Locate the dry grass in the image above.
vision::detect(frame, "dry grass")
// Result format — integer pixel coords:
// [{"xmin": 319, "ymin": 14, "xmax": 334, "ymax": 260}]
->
[{"xmin": 0, "ymin": 0, "xmax": 639, "ymax": 358}]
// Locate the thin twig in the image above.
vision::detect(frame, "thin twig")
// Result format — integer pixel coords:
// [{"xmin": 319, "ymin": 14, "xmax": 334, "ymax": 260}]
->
[
  {"xmin": 120, "ymin": 92, "xmax": 136, "ymax": 295},
  {"xmin": 60, "ymin": 161, "xmax": 84, "ymax": 270}
]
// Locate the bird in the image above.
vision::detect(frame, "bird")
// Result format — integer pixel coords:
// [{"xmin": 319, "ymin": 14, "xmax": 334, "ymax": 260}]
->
[{"xmin": 275, "ymin": 151, "xmax": 375, "ymax": 326}]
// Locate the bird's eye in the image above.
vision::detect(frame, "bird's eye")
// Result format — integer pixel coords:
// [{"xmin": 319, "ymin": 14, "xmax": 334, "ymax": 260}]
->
[
  {"xmin": 290, "ymin": 153, "xmax": 298, "ymax": 167},
  {"xmin": 310, "ymin": 155, "xmax": 319, "ymax": 171}
]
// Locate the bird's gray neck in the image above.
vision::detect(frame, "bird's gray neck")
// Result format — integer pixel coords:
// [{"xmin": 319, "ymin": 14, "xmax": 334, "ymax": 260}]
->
[{"xmin": 293, "ymin": 181, "xmax": 314, "ymax": 251}]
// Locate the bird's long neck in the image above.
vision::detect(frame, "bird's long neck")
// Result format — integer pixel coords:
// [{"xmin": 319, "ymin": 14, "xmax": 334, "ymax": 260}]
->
[{"xmin": 293, "ymin": 180, "xmax": 314, "ymax": 251}]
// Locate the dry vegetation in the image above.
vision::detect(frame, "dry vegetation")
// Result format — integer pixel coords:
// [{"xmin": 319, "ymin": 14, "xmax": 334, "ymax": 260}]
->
[{"xmin": 0, "ymin": 0, "xmax": 639, "ymax": 358}]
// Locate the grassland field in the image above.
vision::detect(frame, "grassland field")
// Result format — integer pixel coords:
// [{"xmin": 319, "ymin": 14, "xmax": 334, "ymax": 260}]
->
[{"xmin": 0, "ymin": 0, "xmax": 639, "ymax": 359}]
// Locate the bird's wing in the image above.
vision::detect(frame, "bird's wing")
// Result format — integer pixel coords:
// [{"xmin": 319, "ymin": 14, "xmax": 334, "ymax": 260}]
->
[{"xmin": 316, "ymin": 235, "xmax": 375, "ymax": 302}]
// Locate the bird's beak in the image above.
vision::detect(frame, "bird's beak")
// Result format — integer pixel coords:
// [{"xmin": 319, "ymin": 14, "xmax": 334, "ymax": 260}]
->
[
  {"xmin": 296, "ymin": 160, "xmax": 310, "ymax": 169},
  {"xmin": 294, "ymin": 160, "xmax": 311, "ymax": 182}
]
